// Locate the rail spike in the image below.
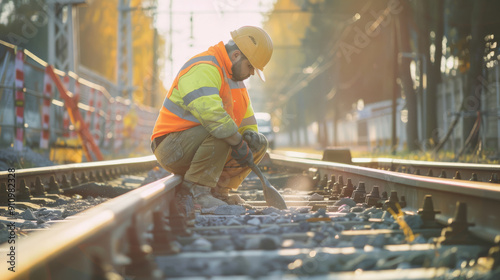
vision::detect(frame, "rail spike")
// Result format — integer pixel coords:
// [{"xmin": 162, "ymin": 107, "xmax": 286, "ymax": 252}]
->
[
  {"xmin": 417, "ymin": 195, "xmax": 441, "ymax": 228},
  {"xmin": 383, "ymin": 191, "xmax": 400, "ymax": 214},
  {"xmin": 351, "ymin": 181, "xmax": 366, "ymax": 203},
  {"xmin": 365, "ymin": 185, "xmax": 381, "ymax": 207},
  {"xmin": 326, "ymin": 175, "xmax": 335, "ymax": 193},
  {"xmin": 79, "ymin": 172, "xmax": 89, "ymax": 184},
  {"xmin": 437, "ymin": 201, "xmax": 476, "ymax": 245},
  {"xmin": 470, "ymin": 173, "xmax": 478, "ymax": 181},
  {"xmin": 60, "ymin": 174, "xmax": 71, "ymax": 189},
  {"xmin": 331, "ymin": 175, "xmax": 344, "ymax": 197},
  {"xmin": 318, "ymin": 174, "xmax": 328, "ymax": 190},
  {"xmin": 340, "ymin": 178, "xmax": 355, "ymax": 198},
  {"xmin": 71, "ymin": 172, "xmax": 80, "ymax": 186},
  {"xmin": 32, "ymin": 177, "xmax": 47, "ymax": 197},
  {"xmin": 18, "ymin": 179, "xmax": 32, "ymax": 201},
  {"xmin": 47, "ymin": 175, "xmax": 62, "ymax": 194},
  {"xmin": 490, "ymin": 173, "xmax": 499, "ymax": 183}
]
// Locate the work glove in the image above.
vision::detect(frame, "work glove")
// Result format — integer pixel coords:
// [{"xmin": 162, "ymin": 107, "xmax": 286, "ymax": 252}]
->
[
  {"xmin": 242, "ymin": 130, "xmax": 267, "ymax": 152},
  {"xmin": 231, "ymin": 138, "xmax": 254, "ymax": 167}
]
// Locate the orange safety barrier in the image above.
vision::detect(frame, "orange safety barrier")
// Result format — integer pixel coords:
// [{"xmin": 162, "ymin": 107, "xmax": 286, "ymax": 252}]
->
[{"xmin": 46, "ymin": 65, "xmax": 104, "ymax": 161}]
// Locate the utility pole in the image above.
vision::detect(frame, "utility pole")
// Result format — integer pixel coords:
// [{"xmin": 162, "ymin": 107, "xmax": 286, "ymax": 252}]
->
[
  {"xmin": 117, "ymin": 0, "xmax": 133, "ymax": 100},
  {"xmin": 151, "ymin": 0, "xmax": 159, "ymax": 106},
  {"xmin": 391, "ymin": 18, "xmax": 399, "ymax": 155},
  {"xmin": 47, "ymin": 0, "xmax": 85, "ymax": 73},
  {"xmin": 169, "ymin": 0, "xmax": 173, "ymax": 79}
]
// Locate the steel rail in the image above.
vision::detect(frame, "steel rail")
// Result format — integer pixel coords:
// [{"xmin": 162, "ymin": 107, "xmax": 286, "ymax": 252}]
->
[
  {"xmin": 0, "ymin": 174, "xmax": 181, "ymax": 280},
  {"xmin": 269, "ymin": 153, "xmax": 500, "ymax": 243},
  {"xmin": 0, "ymin": 155, "xmax": 158, "ymax": 188},
  {"xmin": 354, "ymin": 157, "xmax": 500, "ymax": 182},
  {"xmin": 272, "ymin": 150, "xmax": 500, "ymax": 182},
  {"xmin": 1, "ymin": 152, "xmax": 498, "ymax": 279}
]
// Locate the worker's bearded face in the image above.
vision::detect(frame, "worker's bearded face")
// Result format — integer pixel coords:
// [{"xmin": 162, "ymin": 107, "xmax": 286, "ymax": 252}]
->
[{"xmin": 231, "ymin": 58, "xmax": 254, "ymax": 82}]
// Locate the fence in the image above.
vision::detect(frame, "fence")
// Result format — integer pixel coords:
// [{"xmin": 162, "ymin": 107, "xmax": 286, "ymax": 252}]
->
[
  {"xmin": 275, "ymin": 99, "xmax": 407, "ymax": 153},
  {"xmin": 437, "ymin": 69, "xmax": 500, "ymax": 154},
  {"xmin": 324, "ymin": 99, "xmax": 406, "ymax": 153},
  {"xmin": 275, "ymin": 67, "xmax": 500, "ymax": 156},
  {"xmin": 0, "ymin": 40, "xmax": 157, "ymax": 163}
]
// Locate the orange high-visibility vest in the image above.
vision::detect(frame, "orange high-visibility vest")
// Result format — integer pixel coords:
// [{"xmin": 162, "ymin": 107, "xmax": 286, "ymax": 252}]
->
[{"xmin": 151, "ymin": 42, "xmax": 251, "ymax": 140}]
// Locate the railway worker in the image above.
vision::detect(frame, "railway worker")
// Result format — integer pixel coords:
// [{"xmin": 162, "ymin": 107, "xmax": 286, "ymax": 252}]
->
[{"xmin": 151, "ymin": 26, "xmax": 273, "ymax": 213}]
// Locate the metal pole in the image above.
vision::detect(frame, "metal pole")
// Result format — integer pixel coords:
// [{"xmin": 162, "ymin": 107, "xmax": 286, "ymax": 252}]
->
[
  {"xmin": 151, "ymin": 28, "xmax": 158, "ymax": 106},
  {"xmin": 458, "ymin": 77, "xmax": 465, "ymax": 150},
  {"xmin": 421, "ymin": 54, "xmax": 427, "ymax": 151},
  {"xmin": 72, "ymin": 5, "xmax": 80, "ymax": 72},
  {"xmin": 117, "ymin": 0, "xmax": 132, "ymax": 99},
  {"xmin": 496, "ymin": 63, "xmax": 500, "ymax": 152},
  {"xmin": 67, "ymin": 5, "xmax": 75, "ymax": 72},
  {"xmin": 442, "ymin": 76, "xmax": 447, "ymax": 142},
  {"xmin": 399, "ymin": 52, "xmax": 427, "ymax": 151},
  {"xmin": 151, "ymin": 0, "xmax": 158, "ymax": 106},
  {"xmin": 391, "ymin": 38, "xmax": 398, "ymax": 155},
  {"xmin": 481, "ymin": 68, "xmax": 487, "ymax": 151},
  {"xmin": 126, "ymin": 6, "xmax": 133, "ymax": 101},
  {"xmin": 169, "ymin": 0, "xmax": 173, "ymax": 80},
  {"xmin": 117, "ymin": 0, "xmax": 123, "ymax": 95},
  {"xmin": 450, "ymin": 78, "xmax": 456, "ymax": 153},
  {"xmin": 47, "ymin": 1, "xmax": 56, "ymax": 68}
]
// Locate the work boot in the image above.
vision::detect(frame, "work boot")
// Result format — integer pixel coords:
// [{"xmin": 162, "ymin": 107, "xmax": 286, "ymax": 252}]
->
[
  {"xmin": 212, "ymin": 186, "xmax": 246, "ymax": 205},
  {"xmin": 175, "ymin": 184, "xmax": 195, "ymax": 221},
  {"xmin": 181, "ymin": 181, "xmax": 227, "ymax": 210}
]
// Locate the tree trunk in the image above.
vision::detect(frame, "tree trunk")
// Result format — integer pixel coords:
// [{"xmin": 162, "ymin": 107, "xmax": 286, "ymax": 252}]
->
[
  {"xmin": 424, "ymin": 0, "xmax": 444, "ymax": 148},
  {"xmin": 397, "ymin": 1, "xmax": 419, "ymax": 152},
  {"xmin": 391, "ymin": 22, "xmax": 399, "ymax": 155},
  {"xmin": 464, "ymin": 0, "xmax": 486, "ymax": 151}
]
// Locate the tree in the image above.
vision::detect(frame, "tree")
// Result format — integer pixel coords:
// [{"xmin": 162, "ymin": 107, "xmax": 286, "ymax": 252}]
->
[
  {"xmin": 78, "ymin": 0, "xmax": 166, "ymax": 105},
  {"xmin": 0, "ymin": 0, "xmax": 49, "ymax": 59}
]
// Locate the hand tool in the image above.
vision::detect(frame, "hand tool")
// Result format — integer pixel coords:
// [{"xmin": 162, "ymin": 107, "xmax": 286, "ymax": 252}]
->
[{"xmin": 248, "ymin": 162, "xmax": 287, "ymax": 210}]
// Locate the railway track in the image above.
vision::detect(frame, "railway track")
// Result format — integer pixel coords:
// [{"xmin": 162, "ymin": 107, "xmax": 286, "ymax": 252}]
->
[
  {"xmin": 1, "ymin": 151, "xmax": 499, "ymax": 279},
  {"xmin": 274, "ymin": 150, "xmax": 500, "ymax": 183}
]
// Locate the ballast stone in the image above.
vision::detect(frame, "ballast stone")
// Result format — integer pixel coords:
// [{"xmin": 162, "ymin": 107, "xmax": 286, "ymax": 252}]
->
[{"xmin": 213, "ymin": 205, "xmax": 246, "ymax": 215}]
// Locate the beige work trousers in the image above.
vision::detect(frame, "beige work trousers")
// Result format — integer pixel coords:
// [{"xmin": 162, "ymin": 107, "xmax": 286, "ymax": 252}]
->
[{"xmin": 153, "ymin": 125, "xmax": 267, "ymax": 189}]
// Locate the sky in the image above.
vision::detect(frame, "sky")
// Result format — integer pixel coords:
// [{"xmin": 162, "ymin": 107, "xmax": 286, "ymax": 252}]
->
[{"xmin": 155, "ymin": 0, "xmax": 276, "ymax": 86}]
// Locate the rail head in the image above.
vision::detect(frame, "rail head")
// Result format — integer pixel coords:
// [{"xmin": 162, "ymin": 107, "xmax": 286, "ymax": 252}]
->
[
  {"xmin": 269, "ymin": 153, "xmax": 500, "ymax": 242},
  {"xmin": 0, "ymin": 174, "xmax": 181, "ymax": 280},
  {"xmin": 0, "ymin": 155, "xmax": 157, "ymax": 179},
  {"xmin": 0, "ymin": 156, "xmax": 159, "ymax": 195},
  {"xmin": 269, "ymin": 153, "xmax": 500, "ymax": 200}
]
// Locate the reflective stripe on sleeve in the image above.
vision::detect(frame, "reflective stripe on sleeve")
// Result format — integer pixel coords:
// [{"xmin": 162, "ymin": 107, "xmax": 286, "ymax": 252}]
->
[
  {"xmin": 240, "ymin": 115, "xmax": 256, "ymax": 128},
  {"xmin": 182, "ymin": 87, "xmax": 219, "ymax": 105},
  {"xmin": 163, "ymin": 98, "xmax": 200, "ymax": 123}
]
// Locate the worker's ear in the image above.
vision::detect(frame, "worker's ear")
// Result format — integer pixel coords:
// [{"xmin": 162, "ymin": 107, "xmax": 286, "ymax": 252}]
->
[{"xmin": 230, "ymin": 50, "xmax": 243, "ymax": 62}]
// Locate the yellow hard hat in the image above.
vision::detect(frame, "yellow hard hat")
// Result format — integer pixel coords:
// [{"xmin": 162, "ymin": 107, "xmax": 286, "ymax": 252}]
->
[{"xmin": 230, "ymin": 26, "xmax": 273, "ymax": 81}]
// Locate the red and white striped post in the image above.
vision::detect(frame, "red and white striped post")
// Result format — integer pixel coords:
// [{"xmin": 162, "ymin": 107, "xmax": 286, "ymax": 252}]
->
[
  {"xmin": 94, "ymin": 90, "xmax": 102, "ymax": 143},
  {"xmin": 40, "ymin": 67, "xmax": 52, "ymax": 149},
  {"xmin": 14, "ymin": 50, "xmax": 25, "ymax": 151},
  {"xmin": 103, "ymin": 96, "xmax": 112, "ymax": 148},
  {"xmin": 86, "ymin": 87, "xmax": 95, "ymax": 128},
  {"xmin": 62, "ymin": 75, "xmax": 70, "ymax": 137},
  {"xmin": 71, "ymin": 79, "xmax": 80, "ymax": 138},
  {"xmin": 113, "ymin": 102, "xmax": 123, "ymax": 150}
]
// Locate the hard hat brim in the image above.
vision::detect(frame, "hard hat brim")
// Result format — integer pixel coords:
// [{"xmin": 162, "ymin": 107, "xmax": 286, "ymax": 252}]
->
[{"xmin": 255, "ymin": 68, "xmax": 266, "ymax": 82}]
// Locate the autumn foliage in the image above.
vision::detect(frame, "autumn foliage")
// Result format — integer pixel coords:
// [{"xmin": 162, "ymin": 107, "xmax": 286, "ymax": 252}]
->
[{"xmin": 78, "ymin": 0, "xmax": 165, "ymax": 106}]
